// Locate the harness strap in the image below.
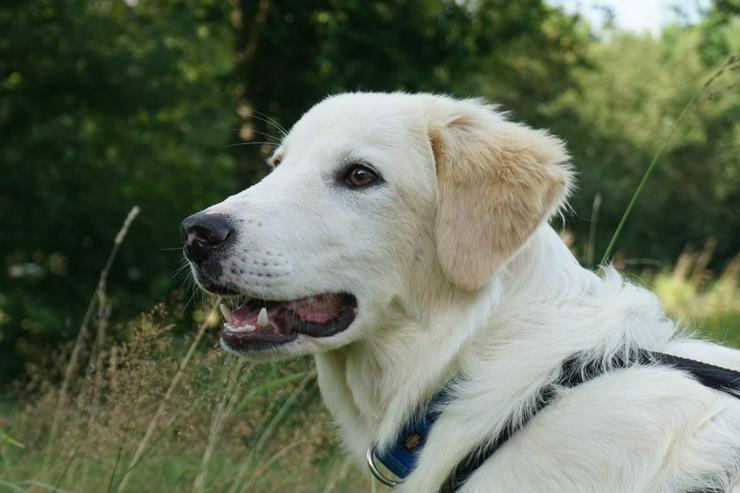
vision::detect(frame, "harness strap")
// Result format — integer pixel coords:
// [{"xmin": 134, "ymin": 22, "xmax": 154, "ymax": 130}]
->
[
  {"xmin": 439, "ymin": 350, "xmax": 740, "ymax": 492},
  {"xmin": 370, "ymin": 349, "xmax": 740, "ymax": 491}
]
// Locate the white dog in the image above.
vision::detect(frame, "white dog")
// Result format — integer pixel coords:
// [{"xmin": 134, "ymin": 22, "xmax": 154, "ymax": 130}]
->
[{"xmin": 182, "ymin": 93, "xmax": 740, "ymax": 492}]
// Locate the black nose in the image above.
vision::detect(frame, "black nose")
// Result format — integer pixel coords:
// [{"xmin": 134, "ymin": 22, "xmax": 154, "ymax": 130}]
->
[{"xmin": 180, "ymin": 213, "xmax": 234, "ymax": 264}]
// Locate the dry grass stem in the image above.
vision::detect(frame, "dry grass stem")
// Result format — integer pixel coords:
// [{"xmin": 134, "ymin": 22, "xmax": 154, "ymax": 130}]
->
[
  {"xmin": 229, "ymin": 370, "xmax": 316, "ymax": 493},
  {"xmin": 46, "ymin": 206, "xmax": 140, "ymax": 467},
  {"xmin": 192, "ymin": 357, "xmax": 251, "ymax": 493},
  {"xmin": 116, "ymin": 298, "xmax": 220, "ymax": 492}
]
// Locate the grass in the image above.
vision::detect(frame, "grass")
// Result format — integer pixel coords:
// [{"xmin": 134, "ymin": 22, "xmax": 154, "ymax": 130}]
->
[
  {"xmin": 650, "ymin": 248, "xmax": 740, "ymax": 347},
  {"xmin": 0, "ymin": 250, "xmax": 737, "ymax": 492},
  {"xmin": 0, "ymin": 307, "xmax": 371, "ymax": 492}
]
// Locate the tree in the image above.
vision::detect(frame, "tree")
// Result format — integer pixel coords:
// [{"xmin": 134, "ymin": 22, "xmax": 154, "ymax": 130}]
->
[
  {"xmin": 232, "ymin": 0, "xmax": 589, "ymax": 186},
  {"xmin": 552, "ymin": 16, "xmax": 739, "ymax": 266},
  {"xmin": 0, "ymin": 0, "xmax": 235, "ymax": 380}
]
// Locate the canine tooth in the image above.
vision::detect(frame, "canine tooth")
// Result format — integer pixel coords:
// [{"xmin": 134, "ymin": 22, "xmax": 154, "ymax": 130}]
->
[
  {"xmin": 257, "ymin": 307, "xmax": 268, "ymax": 327},
  {"xmin": 219, "ymin": 303, "xmax": 232, "ymax": 322}
]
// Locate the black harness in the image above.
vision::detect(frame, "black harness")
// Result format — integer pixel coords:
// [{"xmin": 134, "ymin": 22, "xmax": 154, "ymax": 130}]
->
[{"xmin": 368, "ymin": 349, "xmax": 740, "ymax": 492}]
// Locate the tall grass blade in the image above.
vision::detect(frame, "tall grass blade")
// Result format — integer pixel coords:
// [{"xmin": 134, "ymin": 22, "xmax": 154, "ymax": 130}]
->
[
  {"xmin": 115, "ymin": 299, "xmax": 219, "ymax": 492},
  {"xmin": 21, "ymin": 480, "xmax": 72, "ymax": 493},
  {"xmin": 51, "ymin": 441, "xmax": 81, "ymax": 493},
  {"xmin": 586, "ymin": 193, "xmax": 602, "ymax": 267},
  {"xmin": 110, "ymin": 411, "xmax": 185, "ymax": 493},
  {"xmin": 105, "ymin": 405, "xmax": 136, "ymax": 493},
  {"xmin": 46, "ymin": 206, "xmax": 140, "ymax": 466},
  {"xmin": 238, "ymin": 439, "xmax": 310, "ymax": 492},
  {"xmin": 0, "ymin": 479, "xmax": 27, "ymax": 493},
  {"xmin": 192, "ymin": 357, "xmax": 250, "ymax": 493},
  {"xmin": 232, "ymin": 370, "xmax": 309, "ymax": 415},
  {"xmin": 228, "ymin": 371, "xmax": 315, "ymax": 493},
  {"xmin": 600, "ymin": 55, "xmax": 738, "ymax": 264},
  {"xmin": 321, "ymin": 456, "xmax": 352, "ymax": 493},
  {"xmin": 0, "ymin": 432, "xmax": 24, "ymax": 449}
]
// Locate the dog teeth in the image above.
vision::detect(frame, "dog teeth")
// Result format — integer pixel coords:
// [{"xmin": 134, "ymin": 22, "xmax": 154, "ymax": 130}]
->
[
  {"xmin": 228, "ymin": 324, "xmax": 256, "ymax": 333},
  {"xmin": 219, "ymin": 303, "xmax": 232, "ymax": 322},
  {"xmin": 257, "ymin": 307, "xmax": 268, "ymax": 327}
]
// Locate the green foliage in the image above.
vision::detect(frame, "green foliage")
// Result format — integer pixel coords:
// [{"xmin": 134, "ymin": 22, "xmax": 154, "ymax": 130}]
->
[
  {"xmin": 0, "ymin": 0, "xmax": 236, "ymax": 380},
  {"xmin": 0, "ymin": 308, "xmax": 367, "ymax": 492},
  {"xmin": 652, "ymin": 251, "xmax": 740, "ymax": 347},
  {"xmin": 0, "ymin": 0, "xmax": 737, "ymax": 382},
  {"xmin": 553, "ymin": 26, "xmax": 739, "ymax": 266},
  {"xmin": 233, "ymin": 0, "xmax": 590, "ymax": 182}
]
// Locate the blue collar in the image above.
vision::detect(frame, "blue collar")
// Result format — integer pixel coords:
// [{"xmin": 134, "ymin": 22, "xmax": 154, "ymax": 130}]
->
[{"xmin": 367, "ymin": 386, "xmax": 452, "ymax": 486}]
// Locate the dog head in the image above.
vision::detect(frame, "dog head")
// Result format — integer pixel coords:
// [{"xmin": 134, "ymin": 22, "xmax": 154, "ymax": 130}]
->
[{"xmin": 181, "ymin": 93, "xmax": 572, "ymax": 355}]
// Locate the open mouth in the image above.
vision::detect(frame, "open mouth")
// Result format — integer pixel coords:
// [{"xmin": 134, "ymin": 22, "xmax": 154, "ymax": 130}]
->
[{"xmin": 219, "ymin": 293, "xmax": 358, "ymax": 351}]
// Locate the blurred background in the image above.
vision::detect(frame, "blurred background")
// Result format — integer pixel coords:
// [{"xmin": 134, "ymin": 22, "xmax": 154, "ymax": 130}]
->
[{"xmin": 0, "ymin": 1, "xmax": 738, "ymax": 491}]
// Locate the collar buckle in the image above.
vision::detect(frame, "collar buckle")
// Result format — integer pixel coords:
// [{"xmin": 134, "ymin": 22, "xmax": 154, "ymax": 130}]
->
[{"xmin": 367, "ymin": 446, "xmax": 402, "ymax": 487}]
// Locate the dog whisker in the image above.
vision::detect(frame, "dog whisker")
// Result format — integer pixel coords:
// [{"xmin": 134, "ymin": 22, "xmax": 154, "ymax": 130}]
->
[
  {"xmin": 226, "ymin": 141, "xmax": 280, "ymax": 149},
  {"xmin": 248, "ymin": 109, "xmax": 288, "ymax": 138},
  {"xmin": 248, "ymin": 128, "xmax": 282, "ymax": 145}
]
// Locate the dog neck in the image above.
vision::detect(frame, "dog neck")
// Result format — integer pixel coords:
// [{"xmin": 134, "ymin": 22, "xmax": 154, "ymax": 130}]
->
[{"xmin": 314, "ymin": 224, "xmax": 597, "ymax": 463}]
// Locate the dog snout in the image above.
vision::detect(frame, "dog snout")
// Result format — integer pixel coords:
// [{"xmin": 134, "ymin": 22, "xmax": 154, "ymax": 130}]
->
[{"xmin": 180, "ymin": 213, "xmax": 234, "ymax": 264}]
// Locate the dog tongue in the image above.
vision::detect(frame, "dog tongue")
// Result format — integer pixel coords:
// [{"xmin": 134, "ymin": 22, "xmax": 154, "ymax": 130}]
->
[{"xmin": 290, "ymin": 295, "xmax": 343, "ymax": 324}]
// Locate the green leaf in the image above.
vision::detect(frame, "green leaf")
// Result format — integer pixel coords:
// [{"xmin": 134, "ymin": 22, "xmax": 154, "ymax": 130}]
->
[
  {"xmin": 0, "ymin": 431, "xmax": 24, "ymax": 449},
  {"xmin": 0, "ymin": 479, "xmax": 28, "ymax": 493},
  {"xmin": 20, "ymin": 480, "xmax": 71, "ymax": 493}
]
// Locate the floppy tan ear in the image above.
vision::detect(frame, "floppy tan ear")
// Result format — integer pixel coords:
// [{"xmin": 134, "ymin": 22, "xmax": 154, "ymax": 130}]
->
[{"xmin": 429, "ymin": 98, "xmax": 573, "ymax": 290}]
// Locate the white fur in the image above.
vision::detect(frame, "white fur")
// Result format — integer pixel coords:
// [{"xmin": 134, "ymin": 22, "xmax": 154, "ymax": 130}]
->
[{"xmin": 201, "ymin": 93, "xmax": 740, "ymax": 492}]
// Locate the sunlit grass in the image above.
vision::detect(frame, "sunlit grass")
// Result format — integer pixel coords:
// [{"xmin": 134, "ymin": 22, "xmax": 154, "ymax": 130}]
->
[
  {"xmin": 652, "ymin": 250, "xmax": 740, "ymax": 347},
  {"xmin": 0, "ymin": 306, "xmax": 370, "ymax": 492},
  {"xmin": 0, "ymin": 250, "xmax": 736, "ymax": 492},
  {"xmin": 0, "ymin": 210, "xmax": 737, "ymax": 493}
]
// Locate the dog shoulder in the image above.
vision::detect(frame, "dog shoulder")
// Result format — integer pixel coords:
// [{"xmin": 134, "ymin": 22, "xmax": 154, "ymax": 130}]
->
[{"xmin": 460, "ymin": 365, "xmax": 740, "ymax": 492}]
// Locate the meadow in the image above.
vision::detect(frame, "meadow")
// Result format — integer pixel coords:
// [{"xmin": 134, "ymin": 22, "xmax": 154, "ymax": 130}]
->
[
  {"xmin": 1, "ymin": 239, "xmax": 738, "ymax": 493},
  {"xmin": 1, "ymin": 1, "xmax": 737, "ymax": 492}
]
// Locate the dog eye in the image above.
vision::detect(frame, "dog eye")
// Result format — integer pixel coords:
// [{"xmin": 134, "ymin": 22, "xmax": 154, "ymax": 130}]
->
[{"xmin": 344, "ymin": 164, "xmax": 380, "ymax": 188}]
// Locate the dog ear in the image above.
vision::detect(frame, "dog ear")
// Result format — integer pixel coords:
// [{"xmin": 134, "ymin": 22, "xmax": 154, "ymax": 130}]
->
[{"xmin": 429, "ymin": 98, "xmax": 573, "ymax": 290}]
